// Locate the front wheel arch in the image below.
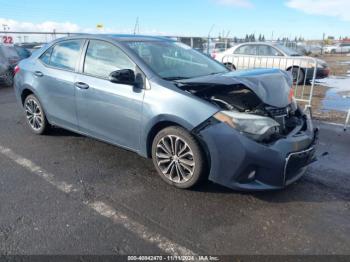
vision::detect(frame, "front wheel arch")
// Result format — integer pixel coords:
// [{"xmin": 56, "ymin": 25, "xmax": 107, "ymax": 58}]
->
[
  {"xmin": 146, "ymin": 119, "xmax": 210, "ymax": 160},
  {"xmin": 146, "ymin": 121, "xmax": 185, "ymax": 158},
  {"xmin": 151, "ymin": 125, "xmax": 208, "ymax": 188}
]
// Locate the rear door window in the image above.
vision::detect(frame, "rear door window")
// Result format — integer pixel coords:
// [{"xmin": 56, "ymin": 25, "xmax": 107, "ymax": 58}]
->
[
  {"xmin": 49, "ymin": 40, "xmax": 83, "ymax": 71},
  {"xmin": 257, "ymin": 45, "xmax": 283, "ymax": 56}
]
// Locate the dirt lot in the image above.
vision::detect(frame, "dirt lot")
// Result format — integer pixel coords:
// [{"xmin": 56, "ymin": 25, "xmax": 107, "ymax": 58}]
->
[{"xmin": 299, "ymin": 54, "xmax": 350, "ymax": 124}]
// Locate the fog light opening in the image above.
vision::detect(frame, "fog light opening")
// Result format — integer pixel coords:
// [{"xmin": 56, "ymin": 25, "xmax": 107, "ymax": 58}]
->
[
  {"xmin": 238, "ymin": 168, "xmax": 257, "ymax": 184},
  {"xmin": 247, "ymin": 170, "xmax": 256, "ymax": 181}
]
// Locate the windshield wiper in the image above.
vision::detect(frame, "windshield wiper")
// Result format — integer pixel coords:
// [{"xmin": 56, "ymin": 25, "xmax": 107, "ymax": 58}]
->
[{"xmin": 162, "ymin": 76, "xmax": 190, "ymax": 81}]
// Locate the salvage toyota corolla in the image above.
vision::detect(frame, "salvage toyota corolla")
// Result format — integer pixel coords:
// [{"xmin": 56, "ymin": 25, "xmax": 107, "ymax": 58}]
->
[{"xmin": 14, "ymin": 35, "xmax": 318, "ymax": 191}]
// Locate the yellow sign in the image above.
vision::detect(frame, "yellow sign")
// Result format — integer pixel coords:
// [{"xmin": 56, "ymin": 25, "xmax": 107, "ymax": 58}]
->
[{"xmin": 96, "ymin": 24, "xmax": 104, "ymax": 29}]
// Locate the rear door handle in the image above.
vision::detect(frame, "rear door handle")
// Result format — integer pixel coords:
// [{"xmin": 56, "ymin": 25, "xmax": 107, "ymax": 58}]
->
[
  {"xmin": 34, "ymin": 71, "xmax": 43, "ymax": 77},
  {"xmin": 74, "ymin": 82, "xmax": 89, "ymax": 89}
]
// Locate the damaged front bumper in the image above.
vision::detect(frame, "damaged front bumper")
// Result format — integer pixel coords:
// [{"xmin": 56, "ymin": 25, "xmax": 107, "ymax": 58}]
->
[{"xmin": 196, "ymin": 112, "xmax": 318, "ymax": 191}]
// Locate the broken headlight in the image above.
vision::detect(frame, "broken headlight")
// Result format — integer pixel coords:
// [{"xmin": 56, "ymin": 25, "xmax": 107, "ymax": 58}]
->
[{"xmin": 214, "ymin": 111, "xmax": 280, "ymax": 141}]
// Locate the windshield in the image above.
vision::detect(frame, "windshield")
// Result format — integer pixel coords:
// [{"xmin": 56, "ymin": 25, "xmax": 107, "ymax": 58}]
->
[
  {"xmin": 275, "ymin": 44, "xmax": 300, "ymax": 56},
  {"xmin": 125, "ymin": 41, "xmax": 228, "ymax": 80}
]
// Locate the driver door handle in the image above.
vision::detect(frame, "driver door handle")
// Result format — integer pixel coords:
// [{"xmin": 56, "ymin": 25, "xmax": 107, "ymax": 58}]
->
[{"xmin": 74, "ymin": 82, "xmax": 89, "ymax": 89}]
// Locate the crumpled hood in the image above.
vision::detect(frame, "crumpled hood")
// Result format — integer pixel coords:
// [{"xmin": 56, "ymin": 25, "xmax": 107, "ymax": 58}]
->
[{"xmin": 177, "ymin": 68, "xmax": 293, "ymax": 108}]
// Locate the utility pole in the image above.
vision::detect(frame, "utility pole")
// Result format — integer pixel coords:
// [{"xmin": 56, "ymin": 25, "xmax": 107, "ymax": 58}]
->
[
  {"xmin": 321, "ymin": 32, "xmax": 325, "ymax": 55},
  {"xmin": 225, "ymin": 30, "xmax": 231, "ymax": 50},
  {"xmin": 207, "ymin": 24, "xmax": 215, "ymax": 55},
  {"xmin": 133, "ymin": 17, "xmax": 139, "ymax": 35},
  {"xmin": 2, "ymin": 24, "xmax": 9, "ymax": 36}
]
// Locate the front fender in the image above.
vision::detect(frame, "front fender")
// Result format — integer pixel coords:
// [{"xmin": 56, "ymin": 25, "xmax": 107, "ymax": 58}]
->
[{"xmin": 138, "ymin": 81, "xmax": 219, "ymax": 157}]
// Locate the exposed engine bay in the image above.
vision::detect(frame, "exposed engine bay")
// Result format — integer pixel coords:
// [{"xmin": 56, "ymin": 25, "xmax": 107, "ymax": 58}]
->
[{"xmin": 178, "ymin": 83, "xmax": 306, "ymax": 143}]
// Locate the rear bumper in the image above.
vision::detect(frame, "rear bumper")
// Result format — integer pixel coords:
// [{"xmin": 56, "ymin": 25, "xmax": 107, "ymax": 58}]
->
[
  {"xmin": 197, "ymin": 113, "xmax": 318, "ymax": 191},
  {"xmin": 305, "ymin": 67, "xmax": 330, "ymax": 80}
]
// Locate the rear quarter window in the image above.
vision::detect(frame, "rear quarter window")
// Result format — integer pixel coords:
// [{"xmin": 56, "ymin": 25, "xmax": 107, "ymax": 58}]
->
[{"xmin": 39, "ymin": 47, "xmax": 53, "ymax": 65}]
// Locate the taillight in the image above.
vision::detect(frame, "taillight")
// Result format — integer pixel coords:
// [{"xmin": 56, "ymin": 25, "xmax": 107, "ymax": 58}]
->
[
  {"xmin": 14, "ymin": 65, "xmax": 20, "ymax": 75},
  {"xmin": 288, "ymin": 87, "xmax": 294, "ymax": 102},
  {"xmin": 211, "ymin": 52, "xmax": 216, "ymax": 59}
]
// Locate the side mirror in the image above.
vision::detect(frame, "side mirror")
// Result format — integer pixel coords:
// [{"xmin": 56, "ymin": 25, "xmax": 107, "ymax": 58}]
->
[{"xmin": 109, "ymin": 69, "xmax": 135, "ymax": 85}]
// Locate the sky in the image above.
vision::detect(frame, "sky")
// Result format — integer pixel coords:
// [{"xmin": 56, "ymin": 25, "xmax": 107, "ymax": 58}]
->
[{"xmin": 0, "ymin": 0, "xmax": 349, "ymax": 40}]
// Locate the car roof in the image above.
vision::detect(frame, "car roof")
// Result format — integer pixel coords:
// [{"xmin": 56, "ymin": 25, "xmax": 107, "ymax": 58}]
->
[
  {"xmin": 52, "ymin": 34, "xmax": 173, "ymax": 43},
  {"xmin": 237, "ymin": 42, "xmax": 277, "ymax": 46}
]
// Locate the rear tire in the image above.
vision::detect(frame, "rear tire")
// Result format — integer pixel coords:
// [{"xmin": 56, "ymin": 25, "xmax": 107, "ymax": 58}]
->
[
  {"xmin": 24, "ymin": 94, "xmax": 49, "ymax": 135},
  {"xmin": 224, "ymin": 63, "xmax": 236, "ymax": 71},
  {"xmin": 288, "ymin": 67, "xmax": 305, "ymax": 85},
  {"xmin": 3, "ymin": 70, "xmax": 14, "ymax": 87},
  {"xmin": 151, "ymin": 126, "xmax": 207, "ymax": 189}
]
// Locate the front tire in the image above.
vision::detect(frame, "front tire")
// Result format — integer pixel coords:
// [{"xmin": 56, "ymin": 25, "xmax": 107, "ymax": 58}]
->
[
  {"xmin": 24, "ymin": 94, "xmax": 49, "ymax": 135},
  {"xmin": 151, "ymin": 126, "xmax": 207, "ymax": 189}
]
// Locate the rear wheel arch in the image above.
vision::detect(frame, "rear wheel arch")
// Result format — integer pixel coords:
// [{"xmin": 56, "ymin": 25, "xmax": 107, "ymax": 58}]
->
[
  {"xmin": 20, "ymin": 88, "xmax": 51, "ymax": 125},
  {"xmin": 21, "ymin": 88, "xmax": 35, "ymax": 105},
  {"xmin": 286, "ymin": 65, "xmax": 303, "ymax": 71},
  {"xmin": 23, "ymin": 94, "xmax": 50, "ymax": 135}
]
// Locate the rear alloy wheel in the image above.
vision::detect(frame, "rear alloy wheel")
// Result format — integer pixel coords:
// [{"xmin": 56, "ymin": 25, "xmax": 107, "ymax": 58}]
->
[
  {"xmin": 24, "ymin": 94, "xmax": 49, "ymax": 135},
  {"xmin": 152, "ymin": 126, "xmax": 207, "ymax": 189},
  {"xmin": 288, "ymin": 67, "xmax": 305, "ymax": 85}
]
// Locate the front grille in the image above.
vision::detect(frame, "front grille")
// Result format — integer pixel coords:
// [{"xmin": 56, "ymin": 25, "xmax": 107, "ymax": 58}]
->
[
  {"xmin": 285, "ymin": 147, "xmax": 315, "ymax": 183},
  {"xmin": 265, "ymin": 105, "xmax": 303, "ymax": 135},
  {"xmin": 265, "ymin": 106, "xmax": 289, "ymax": 117}
]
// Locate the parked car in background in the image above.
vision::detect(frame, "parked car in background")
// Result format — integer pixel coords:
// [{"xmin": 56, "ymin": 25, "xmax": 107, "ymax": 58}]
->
[
  {"xmin": 0, "ymin": 44, "xmax": 21, "ymax": 86},
  {"xmin": 215, "ymin": 42, "xmax": 330, "ymax": 84},
  {"xmin": 14, "ymin": 35, "xmax": 317, "ymax": 191},
  {"xmin": 324, "ymin": 43, "xmax": 350, "ymax": 54},
  {"xmin": 297, "ymin": 43, "xmax": 322, "ymax": 56},
  {"xmin": 204, "ymin": 42, "xmax": 232, "ymax": 58},
  {"xmin": 16, "ymin": 42, "xmax": 44, "ymax": 52},
  {"xmin": 14, "ymin": 45, "xmax": 32, "ymax": 59}
]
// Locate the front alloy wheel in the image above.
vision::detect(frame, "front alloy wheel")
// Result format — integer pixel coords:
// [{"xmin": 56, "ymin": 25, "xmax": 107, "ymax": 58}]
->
[
  {"xmin": 156, "ymin": 135, "xmax": 195, "ymax": 183},
  {"xmin": 152, "ymin": 126, "xmax": 207, "ymax": 189}
]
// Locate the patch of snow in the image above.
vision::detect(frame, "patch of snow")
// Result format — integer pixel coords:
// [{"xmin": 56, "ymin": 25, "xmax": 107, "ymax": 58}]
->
[
  {"xmin": 316, "ymin": 76, "xmax": 350, "ymax": 92},
  {"xmin": 316, "ymin": 76, "xmax": 350, "ymax": 112}
]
